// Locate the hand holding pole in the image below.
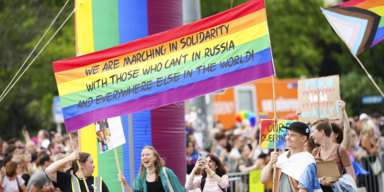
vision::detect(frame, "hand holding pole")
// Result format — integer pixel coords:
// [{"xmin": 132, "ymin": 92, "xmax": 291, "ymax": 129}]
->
[{"xmin": 69, "ymin": 133, "xmax": 90, "ymax": 192}]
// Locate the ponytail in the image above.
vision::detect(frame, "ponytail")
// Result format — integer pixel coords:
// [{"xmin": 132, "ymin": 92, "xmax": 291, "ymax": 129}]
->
[{"xmin": 65, "ymin": 152, "xmax": 90, "ymax": 174}]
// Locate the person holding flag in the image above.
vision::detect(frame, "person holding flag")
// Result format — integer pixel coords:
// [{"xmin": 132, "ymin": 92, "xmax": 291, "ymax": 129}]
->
[
  {"xmin": 260, "ymin": 122, "xmax": 322, "ymax": 192},
  {"xmin": 45, "ymin": 151, "xmax": 112, "ymax": 192}
]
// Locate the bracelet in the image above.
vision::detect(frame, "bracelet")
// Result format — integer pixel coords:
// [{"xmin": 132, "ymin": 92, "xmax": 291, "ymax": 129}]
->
[{"xmin": 210, "ymin": 171, "xmax": 215, "ymax": 176}]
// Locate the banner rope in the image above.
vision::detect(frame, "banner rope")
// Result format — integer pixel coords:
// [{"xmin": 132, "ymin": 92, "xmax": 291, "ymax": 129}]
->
[
  {"xmin": 0, "ymin": 2, "xmax": 82, "ymax": 103},
  {"xmin": 0, "ymin": 0, "xmax": 70, "ymax": 101}
]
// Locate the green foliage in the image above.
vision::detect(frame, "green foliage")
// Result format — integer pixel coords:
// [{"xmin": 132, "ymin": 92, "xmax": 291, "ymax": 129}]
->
[
  {"xmin": 0, "ymin": 0, "xmax": 75, "ymax": 139},
  {"xmin": 340, "ymin": 73, "xmax": 384, "ymax": 116},
  {"xmin": 201, "ymin": 0, "xmax": 384, "ymax": 116}
]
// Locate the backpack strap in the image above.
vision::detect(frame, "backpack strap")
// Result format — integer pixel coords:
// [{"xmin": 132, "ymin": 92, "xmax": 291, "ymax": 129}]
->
[
  {"xmin": 217, "ymin": 183, "xmax": 226, "ymax": 192},
  {"xmin": 200, "ymin": 176, "xmax": 226, "ymax": 192},
  {"xmin": 200, "ymin": 177, "xmax": 206, "ymax": 191},
  {"xmin": 337, "ymin": 145, "xmax": 345, "ymax": 174}
]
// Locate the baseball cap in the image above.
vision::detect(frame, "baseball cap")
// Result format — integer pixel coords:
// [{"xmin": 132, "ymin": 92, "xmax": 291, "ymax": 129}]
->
[
  {"xmin": 284, "ymin": 122, "xmax": 310, "ymax": 138},
  {"xmin": 359, "ymin": 113, "xmax": 369, "ymax": 121}
]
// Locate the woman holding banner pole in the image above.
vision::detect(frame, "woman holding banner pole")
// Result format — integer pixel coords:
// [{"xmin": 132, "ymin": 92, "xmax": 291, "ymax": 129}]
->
[{"xmin": 46, "ymin": 151, "xmax": 112, "ymax": 192}]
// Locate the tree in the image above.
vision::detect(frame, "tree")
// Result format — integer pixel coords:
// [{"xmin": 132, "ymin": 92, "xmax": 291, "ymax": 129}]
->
[{"xmin": 0, "ymin": 0, "xmax": 75, "ymax": 139}]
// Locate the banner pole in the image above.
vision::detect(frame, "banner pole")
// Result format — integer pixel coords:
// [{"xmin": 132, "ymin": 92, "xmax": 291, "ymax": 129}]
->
[
  {"xmin": 69, "ymin": 132, "xmax": 90, "ymax": 192},
  {"xmin": 128, "ymin": 114, "xmax": 135, "ymax": 186},
  {"xmin": 114, "ymin": 148, "xmax": 125, "ymax": 192},
  {"xmin": 272, "ymin": 76, "xmax": 277, "ymax": 192},
  {"xmin": 321, "ymin": 8, "xmax": 384, "ymax": 98}
]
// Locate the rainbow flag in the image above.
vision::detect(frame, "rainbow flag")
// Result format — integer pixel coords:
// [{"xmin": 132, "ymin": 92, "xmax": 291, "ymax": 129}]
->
[
  {"xmin": 53, "ymin": 0, "xmax": 275, "ymax": 132},
  {"xmin": 259, "ymin": 119, "xmax": 295, "ymax": 149},
  {"xmin": 322, "ymin": 0, "xmax": 384, "ymax": 56},
  {"xmin": 258, "ymin": 111, "xmax": 269, "ymax": 118}
]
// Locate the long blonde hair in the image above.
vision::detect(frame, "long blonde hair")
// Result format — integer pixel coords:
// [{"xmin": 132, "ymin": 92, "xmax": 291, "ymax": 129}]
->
[
  {"xmin": 362, "ymin": 120, "xmax": 375, "ymax": 136},
  {"xmin": 12, "ymin": 155, "xmax": 31, "ymax": 175},
  {"xmin": 139, "ymin": 146, "xmax": 165, "ymax": 179}
]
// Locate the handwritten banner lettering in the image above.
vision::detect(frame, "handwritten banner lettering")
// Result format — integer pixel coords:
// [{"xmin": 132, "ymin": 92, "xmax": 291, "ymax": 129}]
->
[
  {"xmin": 53, "ymin": 0, "xmax": 275, "ymax": 132},
  {"xmin": 298, "ymin": 75, "xmax": 341, "ymax": 122},
  {"xmin": 259, "ymin": 119, "xmax": 296, "ymax": 149}
]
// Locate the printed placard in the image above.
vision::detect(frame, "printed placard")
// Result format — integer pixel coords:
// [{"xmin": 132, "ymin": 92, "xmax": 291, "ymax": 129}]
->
[
  {"xmin": 95, "ymin": 116, "xmax": 126, "ymax": 153},
  {"xmin": 259, "ymin": 119, "xmax": 296, "ymax": 149},
  {"xmin": 298, "ymin": 75, "xmax": 341, "ymax": 122}
]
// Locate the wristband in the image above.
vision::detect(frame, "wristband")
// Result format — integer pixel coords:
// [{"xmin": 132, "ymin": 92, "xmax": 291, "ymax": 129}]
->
[
  {"xmin": 210, "ymin": 171, "xmax": 215, "ymax": 176},
  {"xmin": 253, "ymin": 164, "xmax": 257, "ymax": 169}
]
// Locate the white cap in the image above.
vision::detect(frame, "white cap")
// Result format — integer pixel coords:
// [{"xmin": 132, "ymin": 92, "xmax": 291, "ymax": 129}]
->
[{"xmin": 359, "ymin": 113, "xmax": 369, "ymax": 121}]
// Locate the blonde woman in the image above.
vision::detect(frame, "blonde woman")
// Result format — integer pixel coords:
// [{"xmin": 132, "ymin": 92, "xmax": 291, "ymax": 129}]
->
[
  {"xmin": 53, "ymin": 153, "xmax": 70, "ymax": 172},
  {"xmin": 12, "ymin": 155, "xmax": 32, "ymax": 186},
  {"xmin": 127, "ymin": 146, "xmax": 184, "ymax": 192},
  {"xmin": 361, "ymin": 120, "xmax": 381, "ymax": 154}
]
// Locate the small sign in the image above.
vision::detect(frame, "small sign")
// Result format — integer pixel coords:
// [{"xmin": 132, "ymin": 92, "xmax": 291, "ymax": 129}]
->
[
  {"xmin": 259, "ymin": 119, "xmax": 296, "ymax": 149},
  {"xmin": 95, "ymin": 116, "xmax": 126, "ymax": 154},
  {"xmin": 298, "ymin": 75, "xmax": 341, "ymax": 122},
  {"xmin": 362, "ymin": 95, "xmax": 383, "ymax": 104},
  {"xmin": 249, "ymin": 170, "xmax": 264, "ymax": 192},
  {"xmin": 52, "ymin": 96, "xmax": 64, "ymax": 123}
]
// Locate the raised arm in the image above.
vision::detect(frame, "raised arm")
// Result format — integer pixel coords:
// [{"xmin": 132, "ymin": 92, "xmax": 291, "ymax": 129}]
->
[
  {"xmin": 248, "ymin": 139, "xmax": 257, "ymax": 159},
  {"xmin": 185, "ymin": 158, "xmax": 204, "ymax": 190},
  {"xmin": 339, "ymin": 101, "xmax": 351, "ymax": 151},
  {"xmin": 45, "ymin": 151, "xmax": 79, "ymax": 183},
  {"xmin": 239, "ymin": 158, "xmax": 264, "ymax": 173}
]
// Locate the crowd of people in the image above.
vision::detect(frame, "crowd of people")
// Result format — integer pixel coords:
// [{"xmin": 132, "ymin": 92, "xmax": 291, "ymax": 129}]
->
[
  {"xmin": 0, "ymin": 129, "xmax": 78, "ymax": 192},
  {"xmin": 0, "ymin": 129, "xmax": 188, "ymax": 192},
  {"xmin": 0, "ymin": 102, "xmax": 383, "ymax": 191},
  {"xmin": 186, "ymin": 100, "xmax": 384, "ymax": 191}
]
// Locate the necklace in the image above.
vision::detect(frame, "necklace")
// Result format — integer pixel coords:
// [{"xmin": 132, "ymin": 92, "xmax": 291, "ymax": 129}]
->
[{"xmin": 147, "ymin": 168, "xmax": 156, "ymax": 174}]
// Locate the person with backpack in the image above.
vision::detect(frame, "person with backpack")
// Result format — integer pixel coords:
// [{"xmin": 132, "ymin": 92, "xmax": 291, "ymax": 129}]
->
[
  {"xmin": 310, "ymin": 118, "xmax": 356, "ymax": 191},
  {"xmin": 185, "ymin": 153, "xmax": 229, "ymax": 192}
]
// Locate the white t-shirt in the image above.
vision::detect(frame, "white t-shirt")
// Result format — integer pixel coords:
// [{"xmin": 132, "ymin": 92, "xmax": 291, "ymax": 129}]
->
[
  {"xmin": 1, "ymin": 175, "xmax": 25, "ymax": 192},
  {"xmin": 41, "ymin": 139, "xmax": 50, "ymax": 149}
]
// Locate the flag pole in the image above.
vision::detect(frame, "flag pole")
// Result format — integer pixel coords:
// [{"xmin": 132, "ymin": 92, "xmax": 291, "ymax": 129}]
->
[
  {"xmin": 69, "ymin": 132, "xmax": 90, "ymax": 192},
  {"xmin": 114, "ymin": 148, "xmax": 125, "ymax": 192},
  {"xmin": 321, "ymin": 8, "xmax": 384, "ymax": 98},
  {"xmin": 272, "ymin": 76, "xmax": 277, "ymax": 192}
]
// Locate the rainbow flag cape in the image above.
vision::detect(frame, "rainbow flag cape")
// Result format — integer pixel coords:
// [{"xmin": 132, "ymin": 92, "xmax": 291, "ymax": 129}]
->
[
  {"xmin": 53, "ymin": 0, "xmax": 275, "ymax": 132},
  {"xmin": 322, "ymin": 0, "xmax": 384, "ymax": 56},
  {"xmin": 259, "ymin": 119, "xmax": 295, "ymax": 149}
]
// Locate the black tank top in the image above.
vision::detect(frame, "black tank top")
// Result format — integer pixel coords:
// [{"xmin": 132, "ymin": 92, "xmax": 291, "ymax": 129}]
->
[{"xmin": 146, "ymin": 177, "xmax": 166, "ymax": 192}]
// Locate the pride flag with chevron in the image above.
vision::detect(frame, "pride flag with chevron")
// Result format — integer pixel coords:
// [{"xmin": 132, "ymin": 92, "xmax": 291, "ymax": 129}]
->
[{"xmin": 322, "ymin": 0, "xmax": 384, "ymax": 56}]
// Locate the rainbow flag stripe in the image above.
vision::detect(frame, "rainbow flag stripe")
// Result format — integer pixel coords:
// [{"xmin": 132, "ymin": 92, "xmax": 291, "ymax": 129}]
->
[
  {"xmin": 322, "ymin": 0, "xmax": 384, "ymax": 56},
  {"xmin": 259, "ymin": 119, "xmax": 296, "ymax": 149},
  {"xmin": 53, "ymin": 0, "xmax": 275, "ymax": 132},
  {"xmin": 258, "ymin": 112, "xmax": 269, "ymax": 118}
]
